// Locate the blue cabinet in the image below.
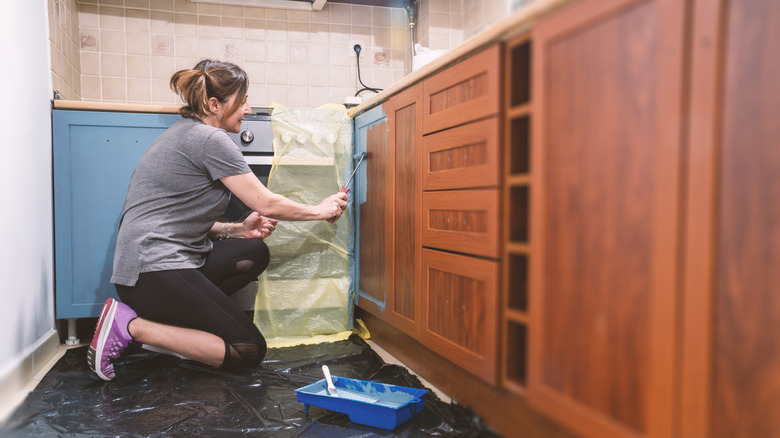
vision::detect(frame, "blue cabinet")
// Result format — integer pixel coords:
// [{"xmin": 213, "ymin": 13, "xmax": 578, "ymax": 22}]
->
[
  {"xmin": 353, "ymin": 105, "xmax": 394, "ymax": 319},
  {"xmin": 52, "ymin": 110, "xmax": 180, "ymax": 319},
  {"xmin": 352, "ymin": 105, "xmax": 389, "ymax": 314}
]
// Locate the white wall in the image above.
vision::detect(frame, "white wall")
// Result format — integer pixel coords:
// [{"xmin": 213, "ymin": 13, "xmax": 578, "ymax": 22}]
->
[{"xmin": 0, "ymin": 0, "xmax": 57, "ymax": 416}]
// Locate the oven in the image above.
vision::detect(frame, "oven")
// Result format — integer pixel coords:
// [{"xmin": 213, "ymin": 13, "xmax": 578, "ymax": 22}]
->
[{"xmin": 223, "ymin": 108, "xmax": 275, "ymax": 222}]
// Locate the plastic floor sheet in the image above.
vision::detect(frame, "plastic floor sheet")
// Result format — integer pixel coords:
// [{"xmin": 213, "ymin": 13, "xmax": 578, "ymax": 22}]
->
[{"xmin": 1, "ymin": 335, "xmax": 499, "ymax": 437}]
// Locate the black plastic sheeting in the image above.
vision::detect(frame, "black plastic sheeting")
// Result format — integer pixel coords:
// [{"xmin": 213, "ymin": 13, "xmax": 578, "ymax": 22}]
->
[{"xmin": 2, "ymin": 335, "xmax": 500, "ymax": 437}]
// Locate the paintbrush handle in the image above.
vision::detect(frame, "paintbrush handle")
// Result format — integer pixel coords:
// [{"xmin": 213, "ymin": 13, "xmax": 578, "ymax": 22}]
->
[{"xmin": 322, "ymin": 365, "xmax": 338, "ymax": 395}]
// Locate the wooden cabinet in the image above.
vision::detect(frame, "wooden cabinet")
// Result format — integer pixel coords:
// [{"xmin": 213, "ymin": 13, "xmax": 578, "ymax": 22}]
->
[
  {"xmin": 502, "ymin": 33, "xmax": 532, "ymax": 396},
  {"xmin": 356, "ymin": 1, "xmax": 780, "ymax": 437},
  {"xmin": 527, "ymin": 0, "xmax": 686, "ymax": 436},
  {"xmin": 422, "ymin": 190, "xmax": 500, "ymax": 258},
  {"xmin": 422, "ymin": 46, "xmax": 501, "ymax": 134},
  {"xmin": 356, "ymin": 47, "xmax": 502, "ymax": 385},
  {"xmin": 385, "ymin": 85, "xmax": 423, "ymax": 336},
  {"xmin": 355, "ymin": 84, "xmax": 422, "ymax": 339},
  {"xmin": 419, "ymin": 47, "xmax": 502, "ymax": 385},
  {"xmin": 420, "ymin": 249, "xmax": 499, "ymax": 384},
  {"xmin": 422, "ymin": 117, "xmax": 500, "ymax": 190},
  {"xmin": 681, "ymin": 1, "xmax": 780, "ymax": 437}
]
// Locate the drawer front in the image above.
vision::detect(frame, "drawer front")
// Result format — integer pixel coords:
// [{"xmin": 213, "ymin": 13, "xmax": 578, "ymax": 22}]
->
[
  {"xmin": 422, "ymin": 189, "xmax": 500, "ymax": 258},
  {"xmin": 421, "ymin": 249, "xmax": 499, "ymax": 384},
  {"xmin": 423, "ymin": 117, "xmax": 500, "ymax": 191},
  {"xmin": 422, "ymin": 45, "xmax": 501, "ymax": 134}
]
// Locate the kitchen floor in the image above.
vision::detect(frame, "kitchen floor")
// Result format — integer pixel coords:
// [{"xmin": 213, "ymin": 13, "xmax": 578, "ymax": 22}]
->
[{"xmin": 0, "ymin": 340, "xmax": 454, "ymax": 435}]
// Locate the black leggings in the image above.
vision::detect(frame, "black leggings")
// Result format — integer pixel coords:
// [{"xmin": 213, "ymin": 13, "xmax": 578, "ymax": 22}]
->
[{"xmin": 115, "ymin": 238, "xmax": 270, "ymax": 369}]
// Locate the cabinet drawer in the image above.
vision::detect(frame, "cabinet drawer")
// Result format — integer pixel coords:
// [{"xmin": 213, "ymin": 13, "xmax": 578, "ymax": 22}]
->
[
  {"xmin": 422, "ymin": 189, "xmax": 500, "ymax": 258},
  {"xmin": 423, "ymin": 118, "xmax": 500, "ymax": 191},
  {"xmin": 421, "ymin": 249, "xmax": 499, "ymax": 384},
  {"xmin": 422, "ymin": 45, "xmax": 501, "ymax": 134}
]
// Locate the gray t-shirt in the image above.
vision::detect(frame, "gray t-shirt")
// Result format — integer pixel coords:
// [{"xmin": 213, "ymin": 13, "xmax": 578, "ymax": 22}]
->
[{"xmin": 111, "ymin": 117, "xmax": 251, "ymax": 287}]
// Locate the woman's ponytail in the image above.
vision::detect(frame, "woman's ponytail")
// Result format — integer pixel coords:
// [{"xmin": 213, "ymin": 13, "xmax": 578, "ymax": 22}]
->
[{"xmin": 169, "ymin": 60, "xmax": 248, "ymax": 121}]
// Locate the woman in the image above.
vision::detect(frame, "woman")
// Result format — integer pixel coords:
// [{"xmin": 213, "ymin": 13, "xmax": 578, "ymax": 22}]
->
[{"xmin": 87, "ymin": 60, "xmax": 348, "ymax": 381}]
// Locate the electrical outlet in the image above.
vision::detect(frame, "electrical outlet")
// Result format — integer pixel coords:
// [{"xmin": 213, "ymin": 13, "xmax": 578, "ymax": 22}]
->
[{"xmin": 349, "ymin": 40, "xmax": 366, "ymax": 58}]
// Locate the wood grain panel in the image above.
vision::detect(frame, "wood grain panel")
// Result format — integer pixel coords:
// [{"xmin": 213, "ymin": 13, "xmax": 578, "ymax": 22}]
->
[
  {"xmin": 712, "ymin": 1, "xmax": 780, "ymax": 437},
  {"xmin": 422, "ymin": 189, "xmax": 500, "ymax": 258},
  {"xmin": 427, "ymin": 269, "xmax": 482, "ymax": 350},
  {"xmin": 421, "ymin": 249, "xmax": 499, "ymax": 384},
  {"xmin": 430, "ymin": 144, "xmax": 486, "ymax": 172},
  {"xmin": 429, "ymin": 210, "xmax": 487, "ymax": 233},
  {"xmin": 429, "ymin": 74, "xmax": 489, "ymax": 114},
  {"xmin": 357, "ymin": 118, "xmax": 389, "ymax": 308},
  {"xmin": 540, "ymin": 4, "xmax": 655, "ymax": 430},
  {"xmin": 422, "ymin": 45, "xmax": 501, "ymax": 134},
  {"xmin": 679, "ymin": 1, "xmax": 721, "ymax": 436},
  {"xmin": 422, "ymin": 117, "xmax": 501, "ymax": 190},
  {"xmin": 529, "ymin": 0, "xmax": 685, "ymax": 436},
  {"xmin": 389, "ymin": 86, "xmax": 421, "ymax": 327}
]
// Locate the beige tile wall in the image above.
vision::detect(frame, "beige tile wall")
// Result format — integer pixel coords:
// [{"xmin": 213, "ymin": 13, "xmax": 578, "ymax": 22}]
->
[
  {"xmin": 75, "ymin": 0, "xmax": 411, "ymax": 107},
  {"xmin": 415, "ymin": 0, "xmax": 536, "ymax": 51},
  {"xmin": 49, "ymin": 0, "xmax": 82, "ymax": 100},
  {"xmin": 49, "ymin": 0, "xmax": 537, "ymax": 106},
  {"xmin": 415, "ymin": 0, "xmax": 462, "ymax": 51}
]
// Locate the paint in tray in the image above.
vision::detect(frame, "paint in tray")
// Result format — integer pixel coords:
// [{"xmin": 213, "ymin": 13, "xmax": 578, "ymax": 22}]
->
[{"xmin": 295, "ymin": 375, "xmax": 430, "ymax": 429}]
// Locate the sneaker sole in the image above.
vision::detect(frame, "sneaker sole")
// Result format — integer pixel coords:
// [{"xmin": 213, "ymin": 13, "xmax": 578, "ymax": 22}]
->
[
  {"xmin": 87, "ymin": 298, "xmax": 118, "ymax": 381},
  {"xmin": 86, "ymin": 299, "xmax": 112, "ymax": 371}
]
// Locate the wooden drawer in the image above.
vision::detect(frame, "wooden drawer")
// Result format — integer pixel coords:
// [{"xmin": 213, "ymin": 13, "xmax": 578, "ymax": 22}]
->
[
  {"xmin": 421, "ymin": 249, "xmax": 499, "ymax": 384},
  {"xmin": 422, "ymin": 189, "xmax": 500, "ymax": 258},
  {"xmin": 422, "ymin": 117, "xmax": 500, "ymax": 191},
  {"xmin": 422, "ymin": 45, "xmax": 501, "ymax": 135}
]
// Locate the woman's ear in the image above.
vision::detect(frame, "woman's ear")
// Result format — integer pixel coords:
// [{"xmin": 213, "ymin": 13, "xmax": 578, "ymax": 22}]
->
[{"xmin": 207, "ymin": 96, "xmax": 222, "ymax": 114}]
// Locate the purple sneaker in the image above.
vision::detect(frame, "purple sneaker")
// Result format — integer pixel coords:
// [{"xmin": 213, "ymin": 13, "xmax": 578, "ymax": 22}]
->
[{"xmin": 87, "ymin": 298, "xmax": 137, "ymax": 381}]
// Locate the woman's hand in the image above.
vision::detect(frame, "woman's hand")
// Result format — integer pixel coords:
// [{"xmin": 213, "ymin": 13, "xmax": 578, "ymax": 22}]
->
[
  {"xmin": 242, "ymin": 212, "xmax": 278, "ymax": 238},
  {"xmin": 318, "ymin": 192, "xmax": 349, "ymax": 222}
]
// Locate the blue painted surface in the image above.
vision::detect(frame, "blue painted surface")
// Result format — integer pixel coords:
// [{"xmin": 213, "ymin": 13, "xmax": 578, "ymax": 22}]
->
[
  {"xmin": 52, "ymin": 110, "xmax": 180, "ymax": 319},
  {"xmin": 352, "ymin": 105, "xmax": 387, "ymax": 312}
]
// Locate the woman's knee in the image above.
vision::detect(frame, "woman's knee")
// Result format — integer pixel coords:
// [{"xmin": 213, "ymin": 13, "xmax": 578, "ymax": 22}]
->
[
  {"xmin": 234, "ymin": 239, "xmax": 270, "ymax": 276},
  {"xmin": 227, "ymin": 336, "xmax": 267, "ymax": 368},
  {"xmin": 252, "ymin": 240, "xmax": 270, "ymax": 274}
]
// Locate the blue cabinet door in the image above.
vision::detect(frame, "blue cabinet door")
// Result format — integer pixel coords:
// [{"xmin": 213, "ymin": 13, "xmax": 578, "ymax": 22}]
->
[
  {"xmin": 352, "ymin": 105, "xmax": 389, "ymax": 313},
  {"xmin": 52, "ymin": 110, "xmax": 180, "ymax": 319}
]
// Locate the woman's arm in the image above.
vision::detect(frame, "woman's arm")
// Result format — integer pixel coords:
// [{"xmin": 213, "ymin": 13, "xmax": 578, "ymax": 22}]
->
[{"xmin": 220, "ymin": 172, "xmax": 348, "ymax": 221}]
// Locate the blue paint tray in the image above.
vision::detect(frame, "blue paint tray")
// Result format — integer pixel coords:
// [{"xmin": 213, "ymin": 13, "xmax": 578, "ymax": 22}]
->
[{"xmin": 295, "ymin": 375, "xmax": 430, "ymax": 430}]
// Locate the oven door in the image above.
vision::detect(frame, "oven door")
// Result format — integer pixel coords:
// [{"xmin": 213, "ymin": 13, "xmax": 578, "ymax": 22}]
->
[{"xmin": 223, "ymin": 155, "xmax": 273, "ymax": 222}]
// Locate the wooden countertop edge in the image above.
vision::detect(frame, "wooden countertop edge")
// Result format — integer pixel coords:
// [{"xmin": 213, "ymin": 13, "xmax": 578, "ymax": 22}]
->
[
  {"xmin": 52, "ymin": 100, "xmax": 181, "ymax": 114},
  {"xmin": 347, "ymin": 0, "xmax": 575, "ymax": 118}
]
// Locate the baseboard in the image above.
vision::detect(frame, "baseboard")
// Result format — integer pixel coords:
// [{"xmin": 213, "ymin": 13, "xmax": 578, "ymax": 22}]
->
[
  {"xmin": 357, "ymin": 310, "xmax": 580, "ymax": 438},
  {"xmin": 0, "ymin": 330, "xmax": 60, "ymax": 424}
]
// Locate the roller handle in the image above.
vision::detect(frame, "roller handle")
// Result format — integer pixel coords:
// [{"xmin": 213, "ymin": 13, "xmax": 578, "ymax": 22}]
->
[{"xmin": 326, "ymin": 186, "xmax": 349, "ymax": 223}]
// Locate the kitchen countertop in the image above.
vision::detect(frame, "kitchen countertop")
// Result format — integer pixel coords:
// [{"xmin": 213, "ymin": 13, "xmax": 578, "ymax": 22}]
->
[
  {"xmin": 52, "ymin": 100, "xmax": 181, "ymax": 113},
  {"xmin": 52, "ymin": 0, "xmax": 573, "ymax": 116}
]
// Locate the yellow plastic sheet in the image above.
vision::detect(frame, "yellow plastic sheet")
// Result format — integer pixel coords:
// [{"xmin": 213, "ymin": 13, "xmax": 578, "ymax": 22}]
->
[{"xmin": 253, "ymin": 105, "xmax": 355, "ymax": 348}]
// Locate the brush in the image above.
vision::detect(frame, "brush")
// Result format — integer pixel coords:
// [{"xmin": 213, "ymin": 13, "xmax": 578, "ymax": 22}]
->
[
  {"xmin": 321, "ymin": 365, "xmax": 380, "ymax": 403},
  {"xmin": 322, "ymin": 365, "xmax": 339, "ymax": 396}
]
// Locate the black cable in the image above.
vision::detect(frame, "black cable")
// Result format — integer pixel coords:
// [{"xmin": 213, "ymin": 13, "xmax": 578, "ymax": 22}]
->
[{"xmin": 353, "ymin": 44, "xmax": 382, "ymax": 96}]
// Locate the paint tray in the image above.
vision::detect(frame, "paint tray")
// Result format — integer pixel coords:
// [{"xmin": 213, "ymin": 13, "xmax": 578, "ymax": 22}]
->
[{"xmin": 295, "ymin": 375, "xmax": 430, "ymax": 430}]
